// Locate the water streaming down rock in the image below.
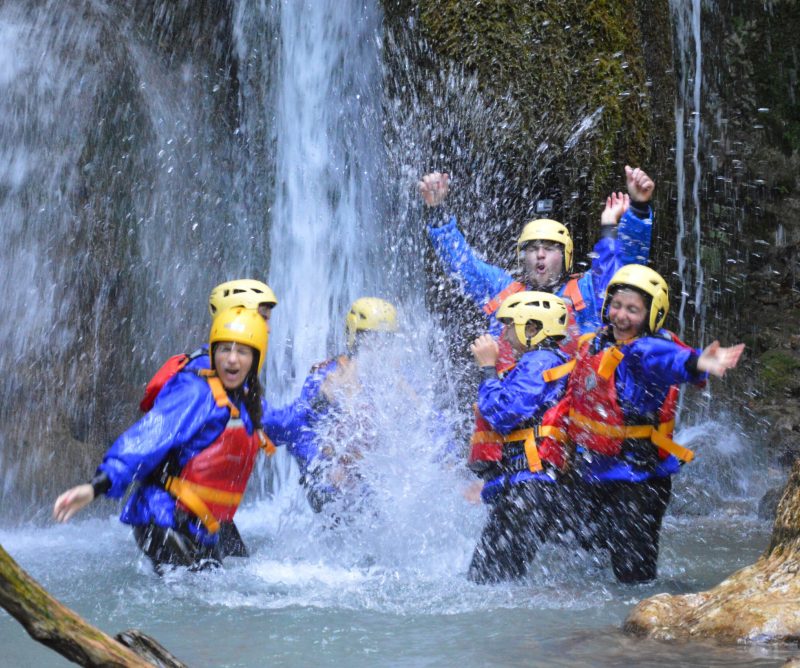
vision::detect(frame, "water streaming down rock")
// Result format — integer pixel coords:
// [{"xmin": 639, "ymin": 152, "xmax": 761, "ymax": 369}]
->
[{"xmin": 671, "ymin": 0, "xmax": 706, "ymax": 346}]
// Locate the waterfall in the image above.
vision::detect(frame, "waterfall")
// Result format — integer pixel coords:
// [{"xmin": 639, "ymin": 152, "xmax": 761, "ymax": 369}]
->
[{"xmin": 670, "ymin": 0, "xmax": 706, "ymax": 345}]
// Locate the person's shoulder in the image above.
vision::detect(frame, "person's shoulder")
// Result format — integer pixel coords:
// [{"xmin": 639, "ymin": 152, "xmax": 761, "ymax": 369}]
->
[
  {"xmin": 518, "ymin": 348, "xmax": 562, "ymax": 372},
  {"xmin": 183, "ymin": 346, "xmax": 210, "ymax": 372},
  {"xmin": 160, "ymin": 366, "xmax": 212, "ymax": 403}
]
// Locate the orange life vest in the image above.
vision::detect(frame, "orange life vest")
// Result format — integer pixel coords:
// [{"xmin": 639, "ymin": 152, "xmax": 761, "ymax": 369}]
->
[
  {"xmin": 564, "ymin": 333, "xmax": 695, "ymax": 463},
  {"xmin": 484, "ymin": 278, "xmax": 584, "ymax": 371},
  {"xmin": 162, "ymin": 373, "xmax": 274, "ymax": 533},
  {"xmin": 467, "ymin": 363, "xmax": 573, "ymax": 476}
]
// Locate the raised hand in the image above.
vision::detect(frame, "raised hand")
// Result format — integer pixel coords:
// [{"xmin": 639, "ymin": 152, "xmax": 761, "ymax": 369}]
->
[
  {"xmin": 601, "ymin": 191, "xmax": 631, "ymax": 226},
  {"xmin": 417, "ymin": 172, "xmax": 450, "ymax": 207},
  {"xmin": 625, "ymin": 165, "xmax": 655, "ymax": 203},
  {"xmin": 697, "ymin": 341, "xmax": 745, "ymax": 378},
  {"xmin": 470, "ymin": 333, "xmax": 500, "ymax": 368}
]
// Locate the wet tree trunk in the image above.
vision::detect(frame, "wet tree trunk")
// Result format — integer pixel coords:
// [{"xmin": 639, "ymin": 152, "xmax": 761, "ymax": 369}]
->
[
  {"xmin": 0, "ymin": 544, "xmax": 187, "ymax": 667},
  {"xmin": 625, "ymin": 460, "xmax": 800, "ymax": 643}
]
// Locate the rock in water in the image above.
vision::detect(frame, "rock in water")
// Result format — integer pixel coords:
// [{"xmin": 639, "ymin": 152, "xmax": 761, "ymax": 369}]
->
[{"xmin": 624, "ymin": 459, "xmax": 800, "ymax": 643}]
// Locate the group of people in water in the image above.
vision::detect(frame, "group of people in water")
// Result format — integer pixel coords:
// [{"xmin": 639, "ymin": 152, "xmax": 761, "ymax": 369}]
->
[{"xmin": 53, "ymin": 165, "xmax": 744, "ymax": 584}]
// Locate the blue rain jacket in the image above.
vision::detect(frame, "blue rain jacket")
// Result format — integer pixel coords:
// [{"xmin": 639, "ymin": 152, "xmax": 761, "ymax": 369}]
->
[
  {"xmin": 574, "ymin": 328, "xmax": 708, "ymax": 484},
  {"xmin": 99, "ymin": 368, "xmax": 256, "ymax": 545},
  {"xmin": 427, "ymin": 209, "xmax": 652, "ymax": 336},
  {"xmin": 477, "ymin": 348, "xmax": 569, "ymax": 502},
  {"xmin": 180, "ymin": 346, "xmax": 302, "ymax": 445}
]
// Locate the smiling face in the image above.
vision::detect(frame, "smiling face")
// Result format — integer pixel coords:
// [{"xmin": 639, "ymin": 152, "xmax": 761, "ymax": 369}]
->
[
  {"xmin": 606, "ymin": 288, "xmax": 648, "ymax": 341},
  {"xmin": 522, "ymin": 241, "xmax": 564, "ymax": 289},
  {"xmin": 213, "ymin": 342, "xmax": 255, "ymax": 390}
]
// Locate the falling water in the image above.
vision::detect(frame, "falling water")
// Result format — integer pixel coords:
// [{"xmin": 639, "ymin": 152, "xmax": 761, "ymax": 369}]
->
[{"xmin": 671, "ymin": 0, "xmax": 706, "ymax": 345}]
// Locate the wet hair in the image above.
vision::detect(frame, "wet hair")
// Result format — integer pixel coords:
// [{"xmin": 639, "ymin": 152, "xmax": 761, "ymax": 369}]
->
[{"xmin": 242, "ymin": 363, "xmax": 263, "ymax": 427}]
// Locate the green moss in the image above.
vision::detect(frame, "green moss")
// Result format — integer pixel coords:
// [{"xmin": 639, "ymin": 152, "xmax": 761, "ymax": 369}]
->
[
  {"xmin": 410, "ymin": 0, "xmax": 659, "ymax": 233},
  {"xmin": 759, "ymin": 349, "xmax": 800, "ymax": 393}
]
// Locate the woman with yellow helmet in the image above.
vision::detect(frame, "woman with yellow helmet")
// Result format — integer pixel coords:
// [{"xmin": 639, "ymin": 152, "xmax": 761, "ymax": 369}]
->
[
  {"xmin": 53, "ymin": 307, "xmax": 272, "ymax": 572},
  {"xmin": 549, "ymin": 265, "xmax": 745, "ymax": 583}
]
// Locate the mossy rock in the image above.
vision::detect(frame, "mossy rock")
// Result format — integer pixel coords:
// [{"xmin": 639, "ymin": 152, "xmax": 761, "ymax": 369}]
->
[
  {"xmin": 382, "ymin": 0, "xmax": 672, "ymax": 241},
  {"xmin": 759, "ymin": 349, "xmax": 800, "ymax": 395}
]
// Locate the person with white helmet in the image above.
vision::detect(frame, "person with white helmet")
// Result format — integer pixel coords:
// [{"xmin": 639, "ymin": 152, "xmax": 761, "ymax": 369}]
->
[
  {"xmin": 545, "ymin": 265, "xmax": 745, "ymax": 583},
  {"xmin": 54, "ymin": 308, "xmax": 272, "ymax": 572},
  {"xmin": 418, "ymin": 166, "xmax": 654, "ymax": 364},
  {"xmin": 466, "ymin": 291, "xmax": 575, "ymax": 583}
]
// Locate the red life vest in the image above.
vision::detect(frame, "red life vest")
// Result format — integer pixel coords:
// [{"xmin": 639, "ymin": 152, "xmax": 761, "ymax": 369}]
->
[
  {"xmin": 483, "ymin": 278, "xmax": 584, "ymax": 371},
  {"xmin": 162, "ymin": 373, "xmax": 274, "ymax": 533},
  {"xmin": 467, "ymin": 363, "xmax": 573, "ymax": 476},
  {"xmin": 565, "ymin": 332, "xmax": 695, "ymax": 463}
]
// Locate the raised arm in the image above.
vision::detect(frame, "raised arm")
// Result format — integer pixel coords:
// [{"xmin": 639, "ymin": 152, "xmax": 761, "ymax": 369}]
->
[{"xmin": 420, "ymin": 172, "xmax": 514, "ymax": 310}]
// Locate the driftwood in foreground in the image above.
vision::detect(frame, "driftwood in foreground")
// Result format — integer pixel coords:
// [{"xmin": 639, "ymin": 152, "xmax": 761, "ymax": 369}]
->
[
  {"xmin": 0, "ymin": 543, "xmax": 187, "ymax": 667},
  {"xmin": 625, "ymin": 459, "xmax": 800, "ymax": 643}
]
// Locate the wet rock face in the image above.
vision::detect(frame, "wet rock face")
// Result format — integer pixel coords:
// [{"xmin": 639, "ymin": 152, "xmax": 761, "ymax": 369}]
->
[
  {"xmin": 625, "ymin": 460, "xmax": 800, "ymax": 643},
  {"xmin": 381, "ymin": 0, "xmax": 673, "ymax": 257}
]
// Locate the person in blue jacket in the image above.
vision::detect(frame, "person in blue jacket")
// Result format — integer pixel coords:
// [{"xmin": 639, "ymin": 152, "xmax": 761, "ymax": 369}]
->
[
  {"xmin": 139, "ymin": 278, "xmax": 282, "ymax": 559},
  {"xmin": 559, "ymin": 264, "xmax": 745, "ymax": 583},
  {"xmin": 271, "ymin": 297, "xmax": 400, "ymax": 514},
  {"xmin": 466, "ymin": 291, "xmax": 574, "ymax": 583},
  {"xmin": 417, "ymin": 166, "xmax": 655, "ymax": 359},
  {"xmin": 53, "ymin": 308, "xmax": 272, "ymax": 573}
]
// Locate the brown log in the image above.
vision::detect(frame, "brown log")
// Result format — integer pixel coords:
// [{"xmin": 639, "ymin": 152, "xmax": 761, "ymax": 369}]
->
[
  {"xmin": 624, "ymin": 459, "xmax": 800, "ymax": 643},
  {"xmin": 0, "ymin": 543, "xmax": 187, "ymax": 667}
]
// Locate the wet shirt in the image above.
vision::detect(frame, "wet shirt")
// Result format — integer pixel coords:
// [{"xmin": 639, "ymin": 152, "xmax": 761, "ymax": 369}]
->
[{"xmin": 477, "ymin": 348, "xmax": 568, "ymax": 497}]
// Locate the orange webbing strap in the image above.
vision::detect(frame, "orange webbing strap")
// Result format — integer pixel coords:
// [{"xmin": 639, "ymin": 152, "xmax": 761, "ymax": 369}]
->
[
  {"xmin": 470, "ymin": 428, "xmax": 543, "ymax": 472},
  {"xmin": 563, "ymin": 277, "xmax": 586, "ymax": 311},
  {"xmin": 542, "ymin": 332, "xmax": 595, "ymax": 382},
  {"xmin": 568, "ymin": 410, "xmax": 695, "ymax": 463},
  {"xmin": 542, "ymin": 360, "xmax": 575, "ymax": 383},
  {"xmin": 505, "ymin": 428, "xmax": 543, "ymax": 473},
  {"xmin": 483, "ymin": 282, "xmax": 525, "ymax": 315},
  {"xmin": 651, "ymin": 427, "xmax": 695, "ymax": 463},
  {"xmin": 199, "ymin": 371, "xmax": 240, "ymax": 419},
  {"xmin": 538, "ymin": 425, "xmax": 567, "ymax": 443},
  {"xmin": 597, "ymin": 346, "xmax": 625, "ymax": 380},
  {"xmin": 163, "ymin": 477, "xmax": 243, "ymax": 534},
  {"xmin": 257, "ymin": 429, "xmax": 277, "ymax": 456},
  {"xmin": 470, "ymin": 431, "xmax": 503, "ymax": 446}
]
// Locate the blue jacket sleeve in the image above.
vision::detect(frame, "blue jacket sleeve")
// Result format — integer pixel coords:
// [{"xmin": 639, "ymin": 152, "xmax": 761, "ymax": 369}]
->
[
  {"xmin": 98, "ymin": 372, "xmax": 229, "ymax": 499},
  {"xmin": 427, "ymin": 214, "xmax": 514, "ymax": 308},
  {"xmin": 265, "ymin": 360, "xmax": 338, "ymax": 466},
  {"xmin": 477, "ymin": 351, "xmax": 567, "ymax": 434},
  {"xmin": 261, "ymin": 396, "xmax": 311, "ymax": 446},
  {"xmin": 616, "ymin": 206, "xmax": 653, "ymax": 266},
  {"xmin": 625, "ymin": 336, "xmax": 708, "ymax": 388}
]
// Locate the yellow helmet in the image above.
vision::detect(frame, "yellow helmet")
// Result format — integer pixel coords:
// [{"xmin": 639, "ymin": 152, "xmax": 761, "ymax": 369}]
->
[
  {"xmin": 497, "ymin": 291, "xmax": 568, "ymax": 349},
  {"xmin": 602, "ymin": 264, "xmax": 670, "ymax": 333},
  {"xmin": 209, "ymin": 307, "xmax": 269, "ymax": 373},
  {"xmin": 208, "ymin": 279, "xmax": 278, "ymax": 317},
  {"xmin": 345, "ymin": 297, "xmax": 398, "ymax": 349},
  {"xmin": 517, "ymin": 218, "xmax": 574, "ymax": 273}
]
